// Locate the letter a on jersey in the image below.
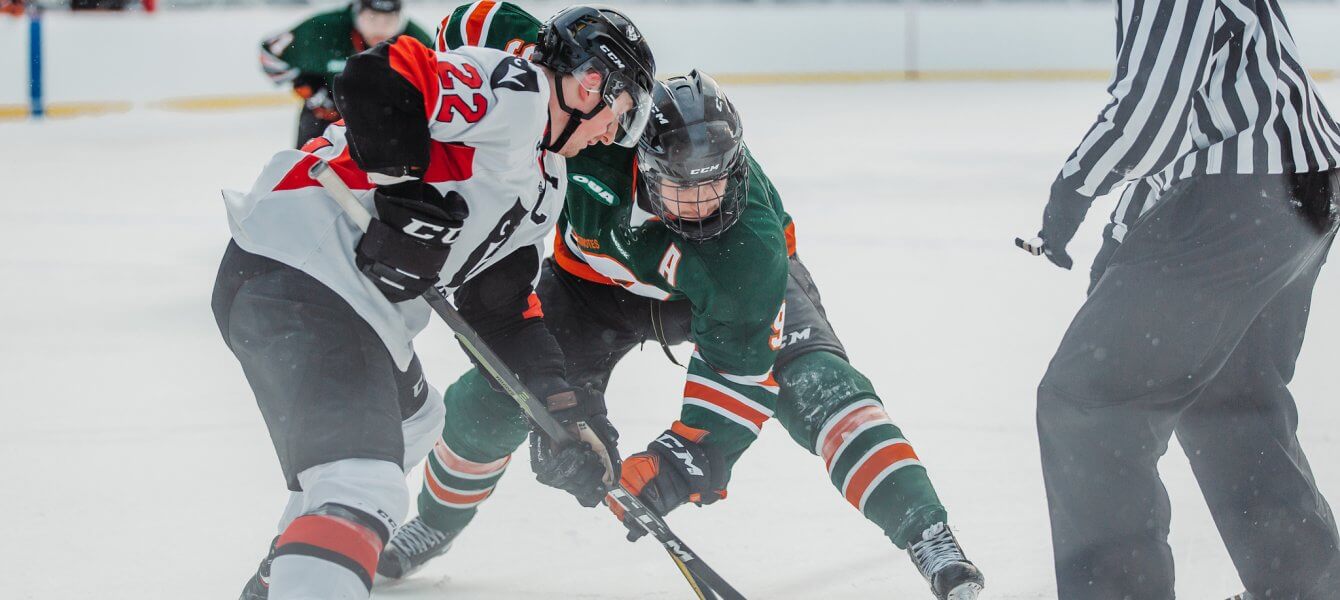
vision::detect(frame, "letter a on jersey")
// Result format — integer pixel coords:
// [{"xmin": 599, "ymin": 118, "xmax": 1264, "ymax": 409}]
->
[{"xmin": 659, "ymin": 244, "xmax": 682, "ymax": 287}]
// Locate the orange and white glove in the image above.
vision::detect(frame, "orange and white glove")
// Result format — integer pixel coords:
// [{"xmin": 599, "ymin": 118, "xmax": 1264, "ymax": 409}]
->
[
  {"xmin": 608, "ymin": 422, "xmax": 727, "ymax": 541},
  {"xmin": 293, "ymin": 75, "xmax": 341, "ymax": 122}
]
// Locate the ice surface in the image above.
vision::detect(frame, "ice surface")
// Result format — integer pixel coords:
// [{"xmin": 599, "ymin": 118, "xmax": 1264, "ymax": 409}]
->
[{"xmin": 4, "ymin": 80, "xmax": 1339, "ymax": 599}]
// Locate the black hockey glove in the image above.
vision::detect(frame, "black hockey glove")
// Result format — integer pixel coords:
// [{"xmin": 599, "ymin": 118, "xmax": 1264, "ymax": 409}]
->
[
  {"xmin": 529, "ymin": 383, "xmax": 621, "ymax": 508},
  {"xmin": 1036, "ymin": 178, "xmax": 1096, "ymax": 270},
  {"xmin": 610, "ymin": 424, "xmax": 727, "ymax": 542},
  {"xmin": 355, "ymin": 181, "xmax": 469, "ymax": 303}
]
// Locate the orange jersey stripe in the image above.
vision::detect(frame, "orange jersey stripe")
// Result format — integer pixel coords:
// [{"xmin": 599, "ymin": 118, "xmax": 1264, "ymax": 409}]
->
[
  {"xmin": 464, "ymin": 0, "xmax": 496, "ymax": 46},
  {"xmin": 552, "ymin": 230, "xmax": 619, "ymax": 286},
  {"xmin": 683, "ymin": 381, "xmax": 770, "ymax": 428},
  {"xmin": 436, "ymin": 14, "xmax": 451, "ymax": 51},
  {"xmin": 843, "ymin": 442, "xmax": 920, "ymax": 509}
]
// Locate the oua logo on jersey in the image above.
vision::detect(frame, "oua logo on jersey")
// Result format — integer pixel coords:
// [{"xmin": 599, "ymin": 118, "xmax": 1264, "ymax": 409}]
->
[{"xmin": 569, "ymin": 174, "xmax": 620, "ymax": 206}]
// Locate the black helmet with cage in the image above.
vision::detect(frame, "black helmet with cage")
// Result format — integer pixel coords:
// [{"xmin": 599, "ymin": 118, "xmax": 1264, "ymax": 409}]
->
[
  {"xmin": 637, "ymin": 70, "xmax": 749, "ymax": 241},
  {"xmin": 532, "ymin": 5, "xmax": 656, "ymax": 152}
]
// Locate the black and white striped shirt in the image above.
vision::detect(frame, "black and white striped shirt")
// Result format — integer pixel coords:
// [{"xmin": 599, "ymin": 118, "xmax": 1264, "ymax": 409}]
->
[{"xmin": 1060, "ymin": 0, "xmax": 1340, "ymax": 215}]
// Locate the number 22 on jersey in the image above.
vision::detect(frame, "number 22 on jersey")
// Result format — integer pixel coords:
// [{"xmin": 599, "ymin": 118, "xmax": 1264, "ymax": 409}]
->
[{"xmin": 436, "ymin": 58, "xmax": 487, "ymax": 123}]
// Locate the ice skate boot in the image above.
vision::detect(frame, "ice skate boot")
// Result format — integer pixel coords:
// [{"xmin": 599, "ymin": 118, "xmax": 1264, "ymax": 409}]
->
[
  {"xmin": 238, "ymin": 536, "xmax": 278, "ymax": 600},
  {"xmin": 1226, "ymin": 593, "xmax": 1255, "ymax": 600},
  {"xmin": 907, "ymin": 522, "xmax": 985, "ymax": 600},
  {"xmin": 376, "ymin": 516, "xmax": 461, "ymax": 580}
]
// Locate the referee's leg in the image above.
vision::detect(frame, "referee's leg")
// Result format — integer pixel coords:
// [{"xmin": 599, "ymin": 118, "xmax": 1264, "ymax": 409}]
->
[
  {"xmin": 1176, "ymin": 242, "xmax": 1340, "ymax": 599},
  {"xmin": 1037, "ymin": 174, "xmax": 1337, "ymax": 599}
]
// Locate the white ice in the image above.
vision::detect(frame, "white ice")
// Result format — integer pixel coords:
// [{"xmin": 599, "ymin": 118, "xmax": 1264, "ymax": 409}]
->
[{"xmin": 4, "ymin": 80, "xmax": 1339, "ymax": 599}]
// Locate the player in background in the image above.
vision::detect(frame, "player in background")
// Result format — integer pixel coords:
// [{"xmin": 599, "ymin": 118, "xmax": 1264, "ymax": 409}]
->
[
  {"xmin": 376, "ymin": 5, "xmax": 984, "ymax": 598},
  {"xmin": 0, "ymin": 0, "xmax": 24, "ymax": 17},
  {"xmin": 259, "ymin": 0, "xmax": 432, "ymax": 148},
  {"xmin": 220, "ymin": 6, "xmax": 655, "ymax": 599}
]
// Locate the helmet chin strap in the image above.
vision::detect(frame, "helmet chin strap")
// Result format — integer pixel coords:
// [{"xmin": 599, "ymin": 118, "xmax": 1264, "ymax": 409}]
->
[{"xmin": 544, "ymin": 75, "xmax": 607, "ymax": 153}]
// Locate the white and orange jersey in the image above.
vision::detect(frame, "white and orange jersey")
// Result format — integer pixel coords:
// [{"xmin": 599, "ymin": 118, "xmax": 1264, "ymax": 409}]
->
[{"xmin": 223, "ymin": 39, "xmax": 565, "ymax": 369}]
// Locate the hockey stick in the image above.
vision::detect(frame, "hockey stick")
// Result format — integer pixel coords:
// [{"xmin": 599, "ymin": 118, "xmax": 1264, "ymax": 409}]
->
[{"xmin": 309, "ymin": 160, "xmax": 746, "ymax": 600}]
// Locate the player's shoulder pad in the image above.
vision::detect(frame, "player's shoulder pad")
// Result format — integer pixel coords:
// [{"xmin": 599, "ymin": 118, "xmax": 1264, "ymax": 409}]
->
[
  {"xmin": 488, "ymin": 54, "xmax": 541, "ymax": 93},
  {"xmin": 442, "ymin": 46, "xmax": 544, "ymax": 98},
  {"xmin": 440, "ymin": 1, "xmax": 541, "ymax": 52}
]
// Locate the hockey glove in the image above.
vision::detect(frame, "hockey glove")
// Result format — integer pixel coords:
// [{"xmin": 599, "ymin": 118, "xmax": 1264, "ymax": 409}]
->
[
  {"xmin": 355, "ymin": 181, "xmax": 469, "ymax": 303},
  {"xmin": 529, "ymin": 383, "xmax": 621, "ymax": 508},
  {"xmin": 1036, "ymin": 178, "xmax": 1096, "ymax": 270},
  {"xmin": 293, "ymin": 75, "xmax": 341, "ymax": 122},
  {"xmin": 609, "ymin": 423, "xmax": 727, "ymax": 542}
]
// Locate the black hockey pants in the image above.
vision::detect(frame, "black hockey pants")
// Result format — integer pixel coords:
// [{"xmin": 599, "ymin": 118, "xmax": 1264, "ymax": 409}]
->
[
  {"xmin": 1038, "ymin": 170, "xmax": 1340, "ymax": 600},
  {"xmin": 295, "ymin": 105, "xmax": 332, "ymax": 149}
]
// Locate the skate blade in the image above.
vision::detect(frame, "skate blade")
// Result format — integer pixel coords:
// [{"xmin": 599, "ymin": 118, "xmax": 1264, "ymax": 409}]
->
[{"xmin": 946, "ymin": 582, "xmax": 984, "ymax": 600}]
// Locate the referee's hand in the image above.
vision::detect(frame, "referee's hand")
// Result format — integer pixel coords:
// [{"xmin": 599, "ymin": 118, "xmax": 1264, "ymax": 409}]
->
[{"xmin": 1021, "ymin": 180, "xmax": 1096, "ymax": 270}]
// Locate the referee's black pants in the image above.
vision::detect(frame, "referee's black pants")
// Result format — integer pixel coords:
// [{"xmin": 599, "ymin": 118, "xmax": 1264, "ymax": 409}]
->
[{"xmin": 1038, "ymin": 171, "xmax": 1340, "ymax": 600}]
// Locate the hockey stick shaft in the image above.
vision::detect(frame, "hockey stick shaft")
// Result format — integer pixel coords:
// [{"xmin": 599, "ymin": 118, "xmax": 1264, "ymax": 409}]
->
[{"xmin": 309, "ymin": 161, "xmax": 744, "ymax": 600}]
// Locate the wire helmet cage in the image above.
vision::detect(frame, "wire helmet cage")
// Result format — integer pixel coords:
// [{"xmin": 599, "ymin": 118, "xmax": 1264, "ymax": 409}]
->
[{"xmin": 637, "ymin": 70, "xmax": 750, "ymax": 241}]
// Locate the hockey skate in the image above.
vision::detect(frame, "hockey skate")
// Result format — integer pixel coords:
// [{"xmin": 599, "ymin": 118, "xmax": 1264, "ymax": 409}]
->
[
  {"xmin": 907, "ymin": 523, "xmax": 985, "ymax": 600},
  {"xmin": 376, "ymin": 516, "xmax": 461, "ymax": 580},
  {"xmin": 238, "ymin": 536, "xmax": 278, "ymax": 600}
]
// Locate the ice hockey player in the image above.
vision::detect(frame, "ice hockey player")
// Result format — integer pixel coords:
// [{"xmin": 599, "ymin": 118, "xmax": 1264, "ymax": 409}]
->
[
  {"xmin": 258, "ymin": 0, "xmax": 433, "ymax": 148},
  {"xmin": 376, "ymin": 5, "xmax": 985, "ymax": 599},
  {"xmin": 218, "ymin": 6, "xmax": 655, "ymax": 599}
]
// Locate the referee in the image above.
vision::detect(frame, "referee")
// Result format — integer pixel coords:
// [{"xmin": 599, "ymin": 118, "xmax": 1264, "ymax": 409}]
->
[{"xmin": 1029, "ymin": 0, "xmax": 1340, "ymax": 598}]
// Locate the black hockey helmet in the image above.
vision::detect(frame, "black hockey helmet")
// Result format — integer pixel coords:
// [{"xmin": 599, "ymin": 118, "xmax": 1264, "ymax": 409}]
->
[
  {"xmin": 533, "ymin": 5, "xmax": 656, "ymax": 150},
  {"xmin": 638, "ymin": 71, "xmax": 749, "ymax": 241},
  {"xmin": 356, "ymin": 0, "xmax": 400, "ymax": 13}
]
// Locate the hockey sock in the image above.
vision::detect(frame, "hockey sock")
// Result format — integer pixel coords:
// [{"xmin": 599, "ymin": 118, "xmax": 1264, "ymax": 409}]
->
[
  {"xmin": 417, "ymin": 437, "xmax": 511, "ymax": 532},
  {"xmin": 269, "ymin": 503, "xmax": 387, "ymax": 599},
  {"xmin": 777, "ymin": 351, "xmax": 947, "ymax": 549},
  {"xmin": 417, "ymin": 370, "xmax": 528, "ymax": 533}
]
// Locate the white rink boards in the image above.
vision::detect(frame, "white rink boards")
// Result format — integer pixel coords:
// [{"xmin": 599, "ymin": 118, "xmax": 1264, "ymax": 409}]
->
[{"xmin": 3, "ymin": 80, "xmax": 1340, "ymax": 599}]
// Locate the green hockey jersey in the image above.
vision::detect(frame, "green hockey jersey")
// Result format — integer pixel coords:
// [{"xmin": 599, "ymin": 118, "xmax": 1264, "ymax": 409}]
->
[
  {"xmin": 433, "ymin": 0, "xmax": 540, "ymax": 57},
  {"xmin": 259, "ymin": 4, "xmax": 433, "ymax": 90},
  {"xmin": 442, "ymin": 2, "xmax": 797, "ymax": 460}
]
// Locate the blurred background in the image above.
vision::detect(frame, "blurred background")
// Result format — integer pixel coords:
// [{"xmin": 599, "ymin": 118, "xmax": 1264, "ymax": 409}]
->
[{"xmin": 4, "ymin": 0, "xmax": 1338, "ymax": 120}]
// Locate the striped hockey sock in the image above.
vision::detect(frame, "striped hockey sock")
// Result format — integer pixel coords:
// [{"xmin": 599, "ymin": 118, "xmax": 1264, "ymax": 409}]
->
[
  {"xmin": 417, "ymin": 438, "xmax": 510, "ymax": 533},
  {"xmin": 816, "ymin": 399, "xmax": 946, "ymax": 547}
]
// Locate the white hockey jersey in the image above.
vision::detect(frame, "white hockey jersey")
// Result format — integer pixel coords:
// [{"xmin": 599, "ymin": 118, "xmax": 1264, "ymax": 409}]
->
[{"xmin": 223, "ymin": 43, "xmax": 565, "ymax": 369}]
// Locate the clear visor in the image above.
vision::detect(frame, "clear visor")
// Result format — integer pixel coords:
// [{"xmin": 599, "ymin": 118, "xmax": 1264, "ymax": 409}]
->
[{"xmin": 574, "ymin": 59, "xmax": 652, "ymax": 148}]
